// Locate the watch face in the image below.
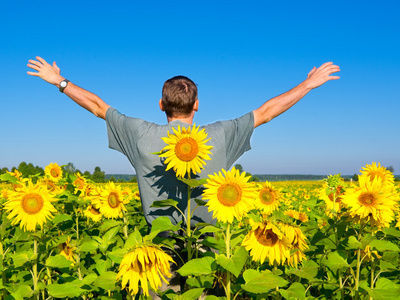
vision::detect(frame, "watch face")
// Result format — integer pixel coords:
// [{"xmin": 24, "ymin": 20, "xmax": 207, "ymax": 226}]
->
[{"xmin": 61, "ymin": 81, "xmax": 67, "ymax": 87}]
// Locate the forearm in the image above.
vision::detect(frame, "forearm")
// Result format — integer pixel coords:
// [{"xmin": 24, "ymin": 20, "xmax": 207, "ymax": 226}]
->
[
  {"xmin": 27, "ymin": 57, "xmax": 110, "ymax": 119},
  {"xmin": 62, "ymin": 82, "xmax": 110, "ymax": 119},
  {"xmin": 253, "ymin": 62, "xmax": 340, "ymax": 128},
  {"xmin": 253, "ymin": 80, "xmax": 312, "ymax": 127}
]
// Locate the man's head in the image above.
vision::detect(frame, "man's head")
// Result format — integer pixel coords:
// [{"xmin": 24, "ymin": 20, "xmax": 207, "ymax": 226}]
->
[{"xmin": 160, "ymin": 76, "xmax": 198, "ymax": 118}]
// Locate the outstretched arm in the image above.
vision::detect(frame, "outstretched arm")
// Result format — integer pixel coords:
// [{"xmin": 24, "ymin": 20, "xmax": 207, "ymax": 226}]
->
[
  {"xmin": 27, "ymin": 56, "xmax": 110, "ymax": 119},
  {"xmin": 253, "ymin": 62, "xmax": 340, "ymax": 128}
]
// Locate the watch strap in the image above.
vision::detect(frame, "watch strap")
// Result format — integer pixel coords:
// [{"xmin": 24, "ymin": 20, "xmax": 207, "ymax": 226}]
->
[{"xmin": 59, "ymin": 79, "xmax": 70, "ymax": 93}]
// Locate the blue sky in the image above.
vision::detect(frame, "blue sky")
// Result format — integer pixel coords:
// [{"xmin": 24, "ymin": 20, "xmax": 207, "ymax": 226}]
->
[{"xmin": 1, "ymin": 1, "xmax": 399, "ymax": 175}]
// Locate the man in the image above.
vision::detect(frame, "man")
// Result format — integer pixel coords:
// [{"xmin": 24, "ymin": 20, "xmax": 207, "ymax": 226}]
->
[{"xmin": 27, "ymin": 57, "xmax": 340, "ymax": 227}]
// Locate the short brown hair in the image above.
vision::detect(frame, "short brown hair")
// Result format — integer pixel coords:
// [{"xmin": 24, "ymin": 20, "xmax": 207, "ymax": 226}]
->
[{"xmin": 161, "ymin": 76, "xmax": 198, "ymax": 117}]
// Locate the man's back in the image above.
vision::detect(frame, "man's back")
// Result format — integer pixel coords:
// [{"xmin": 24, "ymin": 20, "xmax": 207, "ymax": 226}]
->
[{"xmin": 106, "ymin": 107, "xmax": 255, "ymax": 226}]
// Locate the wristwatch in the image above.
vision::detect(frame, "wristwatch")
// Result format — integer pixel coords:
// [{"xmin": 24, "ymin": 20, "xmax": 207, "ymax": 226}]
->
[{"xmin": 59, "ymin": 79, "xmax": 70, "ymax": 93}]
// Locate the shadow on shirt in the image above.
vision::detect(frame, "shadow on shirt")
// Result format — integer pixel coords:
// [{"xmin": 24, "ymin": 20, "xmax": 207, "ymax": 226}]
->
[{"xmin": 144, "ymin": 164, "xmax": 205, "ymax": 225}]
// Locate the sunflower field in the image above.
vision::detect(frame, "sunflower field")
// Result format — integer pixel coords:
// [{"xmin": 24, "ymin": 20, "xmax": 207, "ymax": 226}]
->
[{"xmin": 1, "ymin": 154, "xmax": 400, "ymax": 298}]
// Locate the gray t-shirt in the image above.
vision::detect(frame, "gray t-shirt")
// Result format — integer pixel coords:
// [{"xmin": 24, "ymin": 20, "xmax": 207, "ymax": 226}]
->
[{"xmin": 106, "ymin": 107, "xmax": 254, "ymax": 227}]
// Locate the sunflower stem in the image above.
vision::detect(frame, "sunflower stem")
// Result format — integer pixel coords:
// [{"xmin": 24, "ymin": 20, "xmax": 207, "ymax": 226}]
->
[
  {"xmin": 187, "ymin": 185, "xmax": 193, "ymax": 261},
  {"xmin": 33, "ymin": 237, "xmax": 39, "ymax": 300},
  {"xmin": 123, "ymin": 215, "xmax": 129, "ymax": 240},
  {"xmin": 226, "ymin": 223, "xmax": 231, "ymax": 300},
  {"xmin": 354, "ymin": 222, "xmax": 364, "ymax": 299}
]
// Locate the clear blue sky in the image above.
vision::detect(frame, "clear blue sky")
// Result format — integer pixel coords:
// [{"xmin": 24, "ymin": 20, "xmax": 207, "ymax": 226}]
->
[{"xmin": 1, "ymin": 1, "xmax": 399, "ymax": 175}]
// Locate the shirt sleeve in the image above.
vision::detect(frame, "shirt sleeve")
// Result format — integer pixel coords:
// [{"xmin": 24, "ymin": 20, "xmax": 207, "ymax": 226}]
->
[
  {"xmin": 220, "ymin": 111, "xmax": 255, "ymax": 168},
  {"xmin": 105, "ymin": 107, "xmax": 146, "ymax": 168}
]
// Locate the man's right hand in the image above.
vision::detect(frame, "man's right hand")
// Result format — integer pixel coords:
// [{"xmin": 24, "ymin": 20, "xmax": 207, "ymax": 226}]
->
[{"xmin": 27, "ymin": 56, "xmax": 65, "ymax": 87}]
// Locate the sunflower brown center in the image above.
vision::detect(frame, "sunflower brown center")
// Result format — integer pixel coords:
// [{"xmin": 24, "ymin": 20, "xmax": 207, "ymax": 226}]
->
[
  {"xmin": 108, "ymin": 192, "xmax": 120, "ymax": 208},
  {"xmin": 255, "ymin": 227, "xmax": 279, "ymax": 247},
  {"xmin": 90, "ymin": 206, "xmax": 101, "ymax": 215},
  {"xmin": 259, "ymin": 188, "xmax": 275, "ymax": 205},
  {"xmin": 175, "ymin": 137, "xmax": 199, "ymax": 162},
  {"xmin": 46, "ymin": 180, "xmax": 56, "ymax": 192},
  {"xmin": 74, "ymin": 178, "xmax": 84, "ymax": 189},
  {"xmin": 358, "ymin": 192, "xmax": 376, "ymax": 206},
  {"xmin": 50, "ymin": 168, "xmax": 60, "ymax": 178},
  {"xmin": 217, "ymin": 183, "xmax": 242, "ymax": 206},
  {"xmin": 21, "ymin": 193, "xmax": 44, "ymax": 215},
  {"xmin": 328, "ymin": 186, "xmax": 343, "ymax": 203}
]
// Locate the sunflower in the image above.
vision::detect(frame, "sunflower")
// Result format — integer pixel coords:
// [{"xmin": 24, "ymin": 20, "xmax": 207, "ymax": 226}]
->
[
  {"xmin": 284, "ymin": 209, "xmax": 309, "ymax": 222},
  {"xmin": 58, "ymin": 236, "xmax": 76, "ymax": 265},
  {"xmin": 3, "ymin": 180, "xmax": 57, "ymax": 231},
  {"xmin": 359, "ymin": 245, "xmax": 381, "ymax": 263},
  {"xmin": 360, "ymin": 162, "xmax": 395, "ymax": 186},
  {"xmin": 281, "ymin": 223, "xmax": 308, "ymax": 267},
  {"xmin": 73, "ymin": 173, "xmax": 87, "ymax": 193},
  {"xmin": 44, "ymin": 163, "xmax": 63, "ymax": 182},
  {"xmin": 341, "ymin": 175, "xmax": 398, "ymax": 228},
  {"xmin": 39, "ymin": 178, "xmax": 63, "ymax": 195},
  {"xmin": 242, "ymin": 221, "xmax": 291, "ymax": 266},
  {"xmin": 254, "ymin": 181, "xmax": 281, "ymax": 215},
  {"xmin": 7, "ymin": 169, "xmax": 23, "ymax": 181},
  {"xmin": 160, "ymin": 124, "xmax": 213, "ymax": 178},
  {"xmin": 84, "ymin": 205, "xmax": 102, "ymax": 222},
  {"xmin": 117, "ymin": 244, "xmax": 174, "ymax": 296},
  {"xmin": 319, "ymin": 184, "xmax": 346, "ymax": 217},
  {"xmin": 91, "ymin": 182, "xmax": 129, "ymax": 219},
  {"xmin": 202, "ymin": 167, "xmax": 257, "ymax": 223}
]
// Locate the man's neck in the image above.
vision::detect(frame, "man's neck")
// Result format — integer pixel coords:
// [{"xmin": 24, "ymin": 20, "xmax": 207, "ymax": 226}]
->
[{"xmin": 166, "ymin": 114, "xmax": 194, "ymax": 125}]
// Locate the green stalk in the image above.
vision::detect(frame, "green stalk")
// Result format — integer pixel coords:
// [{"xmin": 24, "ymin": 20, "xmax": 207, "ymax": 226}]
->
[
  {"xmin": 1, "ymin": 240, "xmax": 6, "ymax": 298},
  {"xmin": 354, "ymin": 222, "xmax": 364, "ymax": 299},
  {"xmin": 123, "ymin": 215, "xmax": 129, "ymax": 240},
  {"xmin": 226, "ymin": 223, "xmax": 231, "ymax": 300},
  {"xmin": 187, "ymin": 185, "xmax": 192, "ymax": 261},
  {"xmin": 33, "ymin": 238, "xmax": 39, "ymax": 300}
]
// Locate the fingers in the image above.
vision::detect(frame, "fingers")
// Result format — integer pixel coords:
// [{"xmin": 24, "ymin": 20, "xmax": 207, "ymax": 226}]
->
[
  {"xmin": 27, "ymin": 71, "xmax": 39, "ymax": 76},
  {"xmin": 36, "ymin": 56, "xmax": 48, "ymax": 66},
  {"xmin": 27, "ymin": 62, "xmax": 40, "ymax": 71}
]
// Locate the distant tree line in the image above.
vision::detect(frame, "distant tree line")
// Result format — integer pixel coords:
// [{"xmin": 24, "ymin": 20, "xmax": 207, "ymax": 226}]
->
[{"xmin": 0, "ymin": 162, "xmax": 137, "ymax": 183}]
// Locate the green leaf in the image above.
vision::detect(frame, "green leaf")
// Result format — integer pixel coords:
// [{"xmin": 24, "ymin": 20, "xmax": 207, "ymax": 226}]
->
[
  {"xmin": 124, "ymin": 229, "xmax": 143, "ymax": 249},
  {"xmin": 10, "ymin": 251, "xmax": 33, "ymax": 267},
  {"xmin": 194, "ymin": 198, "xmax": 208, "ymax": 206},
  {"xmin": 325, "ymin": 251, "xmax": 349, "ymax": 272},
  {"xmin": 177, "ymin": 257, "xmax": 216, "ymax": 276},
  {"xmin": 279, "ymin": 282, "xmax": 306, "ymax": 300},
  {"xmin": 383, "ymin": 227, "xmax": 400, "ymax": 238},
  {"xmin": 186, "ymin": 275, "xmax": 214, "ymax": 288},
  {"xmin": 216, "ymin": 246, "xmax": 248, "ymax": 277},
  {"xmin": 151, "ymin": 199, "xmax": 179, "ymax": 208},
  {"xmin": 52, "ymin": 214, "xmax": 73, "ymax": 224},
  {"xmin": 315, "ymin": 233, "xmax": 337, "ymax": 250},
  {"xmin": 80, "ymin": 240, "xmax": 99, "ymax": 252},
  {"xmin": 103, "ymin": 226, "xmax": 120, "ymax": 242},
  {"xmin": 178, "ymin": 177, "xmax": 207, "ymax": 188},
  {"xmin": 199, "ymin": 225, "xmax": 222, "ymax": 235},
  {"xmin": 80, "ymin": 273, "xmax": 98, "ymax": 286},
  {"xmin": 151, "ymin": 216, "xmax": 181, "ymax": 234},
  {"xmin": 347, "ymin": 236, "xmax": 363, "ymax": 250},
  {"xmin": 9, "ymin": 285, "xmax": 33, "ymax": 300},
  {"xmin": 286, "ymin": 260, "xmax": 319, "ymax": 281},
  {"xmin": 0, "ymin": 173, "xmax": 19, "ymax": 183},
  {"xmin": 108, "ymin": 248, "xmax": 128, "ymax": 264},
  {"xmin": 180, "ymin": 288, "xmax": 205, "ymax": 299},
  {"xmin": 242, "ymin": 269, "xmax": 288, "ymax": 294},
  {"xmin": 94, "ymin": 271, "xmax": 117, "ymax": 291},
  {"xmin": 201, "ymin": 236, "xmax": 225, "ymax": 252},
  {"xmin": 46, "ymin": 255, "xmax": 73, "ymax": 268},
  {"xmin": 100, "ymin": 219, "xmax": 122, "ymax": 232},
  {"xmin": 370, "ymin": 239, "xmax": 400, "ymax": 252},
  {"xmin": 47, "ymin": 283, "xmax": 85, "ymax": 298}
]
